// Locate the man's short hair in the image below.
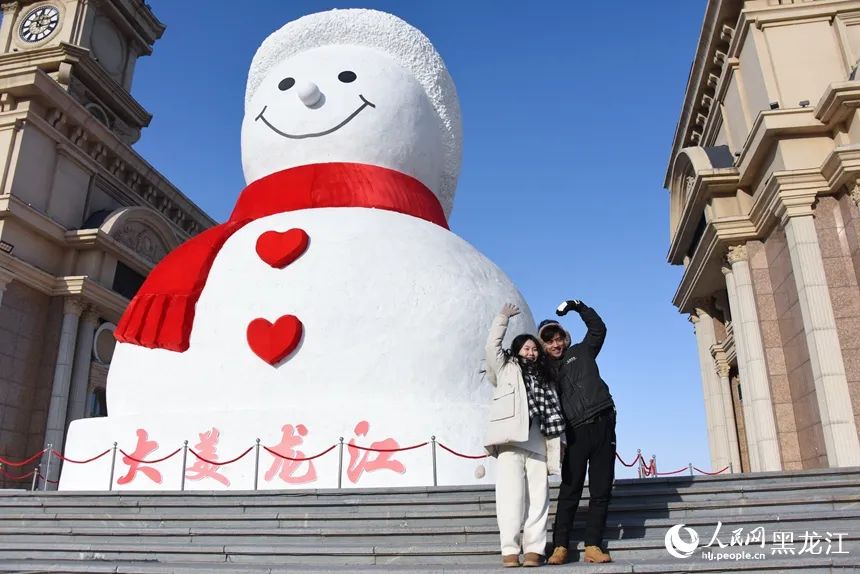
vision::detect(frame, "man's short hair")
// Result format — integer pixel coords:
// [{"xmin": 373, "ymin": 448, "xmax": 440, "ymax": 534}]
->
[{"xmin": 540, "ymin": 325, "xmax": 566, "ymax": 343}]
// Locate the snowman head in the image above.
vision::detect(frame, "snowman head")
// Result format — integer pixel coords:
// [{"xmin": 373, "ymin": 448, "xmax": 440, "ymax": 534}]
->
[{"xmin": 243, "ymin": 9, "xmax": 463, "ymax": 217}]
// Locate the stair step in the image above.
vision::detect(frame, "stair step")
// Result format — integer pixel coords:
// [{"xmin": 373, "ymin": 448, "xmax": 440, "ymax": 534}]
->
[
  {"xmin": 0, "ymin": 556, "xmax": 853, "ymax": 573},
  {"xmin": 0, "ymin": 511, "xmax": 857, "ymax": 545},
  {"xmin": 2, "ymin": 468, "xmax": 858, "ymax": 572},
  {"xmin": 9, "ymin": 476, "xmax": 859, "ymax": 507},
  {"xmin": 0, "ymin": 533, "xmax": 857, "ymax": 560}
]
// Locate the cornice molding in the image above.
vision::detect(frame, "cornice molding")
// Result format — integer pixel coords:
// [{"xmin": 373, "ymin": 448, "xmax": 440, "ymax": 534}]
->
[
  {"xmin": 53, "ymin": 275, "xmax": 128, "ymax": 322},
  {"xmin": 0, "ymin": 265, "xmax": 14, "ymax": 287},
  {"xmin": 95, "ymin": 0, "xmax": 166, "ymax": 54},
  {"xmin": 0, "ymin": 194, "xmax": 67, "ymax": 243},
  {"xmin": 672, "ymin": 169, "xmax": 825, "ymax": 313},
  {"xmin": 664, "ymin": 0, "xmax": 743, "ymax": 187},
  {"xmin": 666, "ymin": 0, "xmax": 860, "ymax": 186},
  {"xmin": 0, "ymin": 43, "xmax": 149, "ymax": 127},
  {"xmin": 65, "ymin": 228, "xmax": 155, "ymax": 276},
  {"xmin": 0, "ymin": 250, "xmax": 54, "ymax": 295},
  {"xmin": 668, "ymin": 169, "xmax": 740, "ymax": 265},
  {"xmin": 815, "ymin": 81, "xmax": 860, "ymax": 125},
  {"xmin": 1, "ymin": 69, "xmax": 213, "ymax": 233}
]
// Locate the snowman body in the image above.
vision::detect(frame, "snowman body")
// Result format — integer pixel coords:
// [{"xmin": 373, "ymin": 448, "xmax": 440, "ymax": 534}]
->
[
  {"xmin": 60, "ymin": 9, "xmax": 538, "ymax": 490},
  {"xmin": 108, "ymin": 208, "xmax": 534, "ymax": 416}
]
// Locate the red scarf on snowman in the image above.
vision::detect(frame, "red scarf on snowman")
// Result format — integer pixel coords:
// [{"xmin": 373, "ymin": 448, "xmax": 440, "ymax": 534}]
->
[{"xmin": 115, "ymin": 162, "xmax": 448, "ymax": 352}]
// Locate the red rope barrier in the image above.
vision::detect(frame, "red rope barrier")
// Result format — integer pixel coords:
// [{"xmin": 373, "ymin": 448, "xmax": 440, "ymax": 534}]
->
[
  {"xmin": 188, "ymin": 446, "xmax": 253, "ymax": 466},
  {"xmin": 0, "ymin": 450, "xmax": 46, "ymax": 468},
  {"xmin": 615, "ymin": 451, "xmax": 643, "ymax": 467},
  {"xmin": 348, "ymin": 441, "xmax": 428, "ymax": 453},
  {"xmin": 37, "ymin": 473, "xmax": 59, "ymax": 485},
  {"xmin": 437, "ymin": 442, "xmax": 488, "ymax": 460},
  {"xmin": 693, "ymin": 465, "xmax": 730, "ymax": 476},
  {"xmin": 263, "ymin": 444, "xmax": 337, "ymax": 462},
  {"xmin": 655, "ymin": 466, "xmax": 688, "ymax": 476},
  {"xmin": 51, "ymin": 449, "xmax": 111, "ymax": 464},
  {"xmin": 0, "ymin": 467, "xmax": 35, "ymax": 481},
  {"xmin": 119, "ymin": 448, "xmax": 181, "ymax": 464}
]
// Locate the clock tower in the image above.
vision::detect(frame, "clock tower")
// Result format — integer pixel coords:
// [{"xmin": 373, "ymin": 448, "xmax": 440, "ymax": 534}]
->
[
  {"xmin": 0, "ymin": 0, "xmax": 164, "ymax": 143},
  {"xmin": 0, "ymin": 0, "xmax": 213, "ymax": 487}
]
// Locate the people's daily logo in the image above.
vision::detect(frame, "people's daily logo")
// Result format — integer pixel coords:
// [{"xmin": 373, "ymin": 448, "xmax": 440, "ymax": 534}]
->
[{"xmin": 665, "ymin": 524, "xmax": 700, "ymax": 558}]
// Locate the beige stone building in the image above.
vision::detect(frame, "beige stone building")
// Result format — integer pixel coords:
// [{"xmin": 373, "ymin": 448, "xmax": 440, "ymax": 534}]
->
[
  {"xmin": 667, "ymin": 0, "xmax": 860, "ymax": 473},
  {"xmin": 0, "ymin": 0, "xmax": 213, "ymax": 485}
]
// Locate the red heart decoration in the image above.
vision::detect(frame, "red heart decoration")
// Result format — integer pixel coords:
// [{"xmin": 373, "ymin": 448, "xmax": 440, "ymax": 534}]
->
[
  {"xmin": 246, "ymin": 315, "xmax": 303, "ymax": 365},
  {"xmin": 255, "ymin": 228, "xmax": 309, "ymax": 268}
]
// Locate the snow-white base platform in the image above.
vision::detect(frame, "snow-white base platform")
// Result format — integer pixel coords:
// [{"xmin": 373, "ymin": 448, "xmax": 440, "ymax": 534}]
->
[{"xmin": 59, "ymin": 404, "xmax": 495, "ymax": 491}]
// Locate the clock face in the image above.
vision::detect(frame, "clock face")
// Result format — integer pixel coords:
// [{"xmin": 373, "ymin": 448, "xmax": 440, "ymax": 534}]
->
[{"xmin": 19, "ymin": 5, "xmax": 60, "ymax": 43}]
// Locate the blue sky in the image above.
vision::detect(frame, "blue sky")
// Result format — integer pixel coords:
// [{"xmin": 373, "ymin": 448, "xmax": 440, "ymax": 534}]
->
[{"xmin": 134, "ymin": 1, "xmax": 710, "ymax": 478}]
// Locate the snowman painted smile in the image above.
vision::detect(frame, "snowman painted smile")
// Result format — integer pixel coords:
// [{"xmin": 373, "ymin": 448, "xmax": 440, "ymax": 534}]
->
[{"xmin": 255, "ymin": 95, "xmax": 376, "ymax": 140}]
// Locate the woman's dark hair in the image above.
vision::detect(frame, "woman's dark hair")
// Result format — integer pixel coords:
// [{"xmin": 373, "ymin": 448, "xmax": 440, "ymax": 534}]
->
[
  {"xmin": 507, "ymin": 334, "xmax": 553, "ymax": 381},
  {"xmin": 510, "ymin": 334, "xmax": 541, "ymax": 358}
]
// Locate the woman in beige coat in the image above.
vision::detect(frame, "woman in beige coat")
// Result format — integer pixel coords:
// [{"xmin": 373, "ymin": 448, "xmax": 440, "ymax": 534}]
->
[{"xmin": 484, "ymin": 303, "xmax": 564, "ymax": 568}]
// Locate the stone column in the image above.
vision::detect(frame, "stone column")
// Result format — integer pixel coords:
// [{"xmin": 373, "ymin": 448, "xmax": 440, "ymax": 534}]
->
[
  {"xmin": 690, "ymin": 307, "xmax": 729, "ymax": 471},
  {"xmin": 65, "ymin": 307, "xmax": 100, "ymax": 429},
  {"xmin": 723, "ymin": 246, "xmax": 781, "ymax": 471},
  {"xmin": 722, "ymin": 264, "xmax": 759, "ymax": 471},
  {"xmin": 713, "ymin": 351, "xmax": 742, "ymax": 473},
  {"xmin": 782, "ymin": 212, "xmax": 860, "ymax": 467},
  {"xmin": 43, "ymin": 297, "xmax": 84, "ymax": 487}
]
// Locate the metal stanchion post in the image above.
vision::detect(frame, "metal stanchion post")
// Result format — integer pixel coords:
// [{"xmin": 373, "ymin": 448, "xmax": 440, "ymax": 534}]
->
[
  {"xmin": 253, "ymin": 439, "xmax": 261, "ymax": 491},
  {"xmin": 688, "ymin": 463, "xmax": 693, "ymax": 477},
  {"xmin": 430, "ymin": 436, "xmax": 437, "ymax": 487},
  {"xmin": 337, "ymin": 437, "xmax": 344, "ymax": 489},
  {"xmin": 108, "ymin": 442, "xmax": 117, "ymax": 492},
  {"xmin": 31, "ymin": 465, "xmax": 40, "ymax": 491},
  {"xmin": 651, "ymin": 455, "xmax": 657, "ymax": 478},
  {"xmin": 729, "ymin": 461, "xmax": 734, "ymax": 474},
  {"xmin": 180, "ymin": 440, "xmax": 188, "ymax": 492},
  {"xmin": 636, "ymin": 449, "xmax": 643, "ymax": 478},
  {"xmin": 42, "ymin": 444, "xmax": 53, "ymax": 491}
]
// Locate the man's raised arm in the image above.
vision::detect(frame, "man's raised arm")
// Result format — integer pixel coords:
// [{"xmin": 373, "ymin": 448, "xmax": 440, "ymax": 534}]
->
[{"xmin": 556, "ymin": 300, "xmax": 607, "ymax": 356}]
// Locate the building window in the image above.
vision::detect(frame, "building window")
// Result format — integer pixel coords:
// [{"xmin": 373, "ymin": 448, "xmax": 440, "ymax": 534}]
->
[
  {"xmin": 85, "ymin": 103, "xmax": 112, "ymax": 128},
  {"xmin": 686, "ymin": 214, "xmax": 707, "ymax": 260},
  {"xmin": 88, "ymin": 388, "xmax": 107, "ymax": 417},
  {"xmin": 112, "ymin": 261, "xmax": 145, "ymax": 299}
]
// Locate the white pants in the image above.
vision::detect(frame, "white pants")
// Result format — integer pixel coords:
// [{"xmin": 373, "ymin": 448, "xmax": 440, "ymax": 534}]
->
[{"xmin": 495, "ymin": 446, "xmax": 549, "ymax": 556}]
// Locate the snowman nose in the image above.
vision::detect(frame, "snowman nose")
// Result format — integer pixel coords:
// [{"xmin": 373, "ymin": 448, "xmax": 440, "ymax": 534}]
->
[{"xmin": 296, "ymin": 81, "xmax": 322, "ymax": 107}]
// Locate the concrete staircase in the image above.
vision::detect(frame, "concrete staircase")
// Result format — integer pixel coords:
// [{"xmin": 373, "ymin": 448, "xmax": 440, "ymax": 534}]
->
[{"xmin": 0, "ymin": 467, "xmax": 858, "ymax": 573}]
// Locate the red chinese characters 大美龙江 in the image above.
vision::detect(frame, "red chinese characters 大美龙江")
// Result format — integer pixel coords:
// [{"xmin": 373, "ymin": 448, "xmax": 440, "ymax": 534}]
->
[
  {"xmin": 117, "ymin": 428, "xmax": 163, "ymax": 485},
  {"xmin": 347, "ymin": 420, "xmax": 406, "ymax": 484},
  {"xmin": 265, "ymin": 423, "xmax": 318, "ymax": 484},
  {"xmin": 185, "ymin": 427, "xmax": 230, "ymax": 486}
]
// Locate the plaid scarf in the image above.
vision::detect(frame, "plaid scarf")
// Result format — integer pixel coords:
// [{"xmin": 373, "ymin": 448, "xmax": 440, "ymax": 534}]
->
[{"xmin": 520, "ymin": 362, "xmax": 565, "ymax": 438}]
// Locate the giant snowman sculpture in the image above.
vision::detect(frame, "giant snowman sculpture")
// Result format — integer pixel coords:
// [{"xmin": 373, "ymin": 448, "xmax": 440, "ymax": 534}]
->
[{"xmin": 60, "ymin": 9, "xmax": 534, "ymax": 490}]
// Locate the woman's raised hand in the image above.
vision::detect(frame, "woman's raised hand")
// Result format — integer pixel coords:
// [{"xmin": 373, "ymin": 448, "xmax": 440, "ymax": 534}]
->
[{"xmin": 500, "ymin": 303, "xmax": 521, "ymax": 318}]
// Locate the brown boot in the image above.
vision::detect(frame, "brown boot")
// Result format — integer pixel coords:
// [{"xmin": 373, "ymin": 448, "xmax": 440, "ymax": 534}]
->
[
  {"xmin": 523, "ymin": 552, "xmax": 543, "ymax": 567},
  {"xmin": 546, "ymin": 546, "xmax": 568, "ymax": 565},
  {"xmin": 583, "ymin": 545, "xmax": 611, "ymax": 563},
  {"xmin": 502, "ymin": 554, "xmax": 520, "ymax": 567}
]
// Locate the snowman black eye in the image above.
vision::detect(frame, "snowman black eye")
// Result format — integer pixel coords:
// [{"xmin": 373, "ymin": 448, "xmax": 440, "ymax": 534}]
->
[
  {"xmin": 278, "ymin": 77, "xmax": 295, "ymax": 91},
  {"xmin": 338, "ymin": 71, "xmax": 357, "ymax": 83}
]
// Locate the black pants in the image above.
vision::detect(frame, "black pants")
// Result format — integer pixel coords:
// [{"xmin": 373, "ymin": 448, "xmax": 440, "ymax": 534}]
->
[{"xmin": 552, "ymin": 409, "xmax": 616, "ymax": 549}]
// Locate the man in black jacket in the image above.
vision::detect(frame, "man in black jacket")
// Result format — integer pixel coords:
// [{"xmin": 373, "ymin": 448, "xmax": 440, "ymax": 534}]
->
[{"xmin": 538, "ymin": 300, "xmax": 615, "ymax": 565}]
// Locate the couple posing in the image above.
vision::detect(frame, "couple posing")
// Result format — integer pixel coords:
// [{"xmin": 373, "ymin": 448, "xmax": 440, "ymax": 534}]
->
[{"xmin": 484, "ymin": 300, "xmax": 616, "ymax": 567}]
